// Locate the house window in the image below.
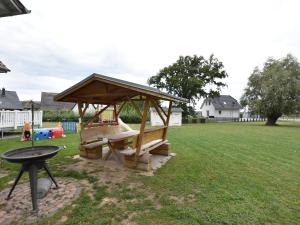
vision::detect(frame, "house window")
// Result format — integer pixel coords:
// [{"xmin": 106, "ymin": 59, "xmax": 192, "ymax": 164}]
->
[
  {"xmin": 209, "ymin": 101, "xmax": 211, "ymax": 105},
  {"xmin": 219, "ymin": 110, "xmax": 222, "ymax": 115}
]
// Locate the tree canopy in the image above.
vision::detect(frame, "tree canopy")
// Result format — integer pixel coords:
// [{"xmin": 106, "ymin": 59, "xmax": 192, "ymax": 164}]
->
[
  {"xmin": 148, "ymin": 55, "xmax": 228, "ymax": 117},
  {"xmin": 241, "ymin": 54, "xmax": 300, "ymax": 125}
]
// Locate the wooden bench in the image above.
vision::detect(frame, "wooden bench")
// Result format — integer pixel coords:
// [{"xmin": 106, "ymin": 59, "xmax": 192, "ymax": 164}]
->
[
  {"xmin": 121, "ymin": 127, "xmax": 171, "ymax": 170},
  {"xmin": 79, "ymin": 125, "xmax": 122, "ymax": 159}
]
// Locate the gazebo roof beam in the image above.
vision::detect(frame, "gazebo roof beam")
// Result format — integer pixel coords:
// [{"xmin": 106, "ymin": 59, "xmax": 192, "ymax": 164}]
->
[{"xmin": 55, "ymin": 74, "xmax": 189, "ymax": 104}]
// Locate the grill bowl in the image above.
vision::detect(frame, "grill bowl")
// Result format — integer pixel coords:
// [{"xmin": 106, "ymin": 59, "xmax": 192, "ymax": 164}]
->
[{"xmin": 1, "ymin": 145, "xmax": 62, "ymax": 163}]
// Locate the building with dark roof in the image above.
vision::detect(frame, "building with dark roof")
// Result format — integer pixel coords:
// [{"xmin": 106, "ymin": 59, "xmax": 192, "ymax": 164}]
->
[
  {"xmin": 21, "ymin": 100, "xmax": 41, "ymax": 110},
  {"xmin": 200, "ymin": 95, "xmax": 242, "ymax": 120},
  {"xmin": 0, "ymin": 88, "xmax": 23, "ymax": 110},
  {"xmin": 0, "ymin": 61, "xmax": 10, "ymax": 73},
  {"xmin": 0, "ymin": 0, "xmax": 30, "ymax": 18},
  {"xmin": 41, "ymin": 92, "xmax": 76, "ymax": 111}
]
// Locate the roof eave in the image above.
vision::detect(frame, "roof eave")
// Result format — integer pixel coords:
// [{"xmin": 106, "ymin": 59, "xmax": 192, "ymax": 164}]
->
[
  {"xmin": 0, "ymin": 0, "xmax": 31, "ymax": 18},
  {"xmin": 54, "ymin": 73, "xmax": 189, "ymax": 104}
]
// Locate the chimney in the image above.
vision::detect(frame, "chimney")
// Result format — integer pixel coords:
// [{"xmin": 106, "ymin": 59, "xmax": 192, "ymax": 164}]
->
[{"xmin": 1, "ymin": 88, "xmax": 5, "ymax": 97}]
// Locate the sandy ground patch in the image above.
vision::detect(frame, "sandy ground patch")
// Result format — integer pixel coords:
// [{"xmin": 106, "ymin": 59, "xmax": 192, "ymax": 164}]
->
[{"xmin": 0, "ymin": 178, "xmax": 81, "ymax": 225}]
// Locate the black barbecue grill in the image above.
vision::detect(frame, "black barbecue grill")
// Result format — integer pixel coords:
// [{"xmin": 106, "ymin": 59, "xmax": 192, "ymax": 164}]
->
[
  {"xmin": 1, "ymin": 145, "xmax": 62, "ymax": 213},
  {"xmin": 0, "ymin": 101, "xmax": 62, "ymax": 213}
]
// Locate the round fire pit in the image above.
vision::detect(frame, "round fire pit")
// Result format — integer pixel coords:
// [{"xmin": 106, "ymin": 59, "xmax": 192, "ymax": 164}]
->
[
  {"xmin": 1, "ymin": 145, "xmax": 61, "ymax": 163},
  {"xmin": 1, "ymin": 145, "xmax": 62, "ymax": 213}
]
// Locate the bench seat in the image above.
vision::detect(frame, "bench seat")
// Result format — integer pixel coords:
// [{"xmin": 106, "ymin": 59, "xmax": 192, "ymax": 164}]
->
[
  {"xmin": 80, "ymin": 126, "xmax": 121, "ymax": 159},
  {"xmin": 119, "ymin": 139, "xmax": 168, "ymax": 156},
  {"xmin": 82, "ymin": 138, "xmax": 108, "ymax": 150}
]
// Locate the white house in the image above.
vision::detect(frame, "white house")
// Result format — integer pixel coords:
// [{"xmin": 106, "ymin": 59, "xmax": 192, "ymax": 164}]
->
[
  {"xmin": 200, "ymin": 95, "xmax": 242, "ymax": 120},
  {"xmin": 150, "ymin": 107, "xmax": 183, "ymax": 126}
]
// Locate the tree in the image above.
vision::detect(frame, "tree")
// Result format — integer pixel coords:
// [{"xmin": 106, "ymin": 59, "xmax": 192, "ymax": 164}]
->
[
  {"xmin": 148, "ymin": 55, "xmax": 228, "ymax": 117},
  {"xmin": 241, "ymin": 54, "xmax": 300, "ymax": 125}
]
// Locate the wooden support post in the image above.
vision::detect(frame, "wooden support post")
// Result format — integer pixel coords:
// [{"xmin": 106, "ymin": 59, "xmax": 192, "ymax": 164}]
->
[
  {"xmin": 150, "ymin": 99, "xmax": 166, "ymax": 125},
  {"xmin": 135, "ymin": 97, "xmax": 150, "ymax": 161},
  {"xmin": 162, "ymin": 101, "xmax": 172, "ymax": 140},
  {"xmin": 113, "ymin": 104, "xmax": 118, "ymax": 125},
  {"xmin": 78, "ymin": 102, "xmax": 89, "ymax": 128},
  {"xmin": 77, "ymin": 102, "xmax": 84, "ymax": 129},
  {"xmin": 82, "ymin": 103, "xmax": 89, "ymax": 116},
  {"xmin": 156, "ymin": 101, "xmax": 168, "ymax": 117},
  {"xmin": 116, "ymin": 102, "xmax": 125, "ymax": 116}
]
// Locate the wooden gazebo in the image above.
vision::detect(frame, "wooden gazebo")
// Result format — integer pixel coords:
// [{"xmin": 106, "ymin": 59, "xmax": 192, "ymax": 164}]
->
[{"xmin": 55, "ymin": 74, "xmax": 188, "ymax": 170}]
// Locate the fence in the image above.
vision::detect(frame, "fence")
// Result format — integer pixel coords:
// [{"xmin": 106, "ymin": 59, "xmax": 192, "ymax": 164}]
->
[
  {"xmin": 238, "ymin": 117, "xmax": 266, "ymax": 122},
  {"xmin": 62, "ymin": 121, "xmax": 77, "ymax": 132},
  {"xmin": 0, "ymin": 110, "xmax": 43, "ymax": 129},
  {"xmin": 182, "ymin": 117, "xmax": 267, "ymax": 124}
]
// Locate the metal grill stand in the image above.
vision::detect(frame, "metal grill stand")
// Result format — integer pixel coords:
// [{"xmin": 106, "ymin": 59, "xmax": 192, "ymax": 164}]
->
[{"xmin": 6, "ymin": 161, "xmax": 58, "ymax": 213}]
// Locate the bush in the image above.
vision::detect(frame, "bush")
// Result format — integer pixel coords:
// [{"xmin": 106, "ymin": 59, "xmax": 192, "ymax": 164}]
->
[
  {"xmin": 119, "ymin": 114, "xmax": 141, "ymax": 124},
  {"xmin": 192, "ymin": 118, "xmax": 198, "ymax": 123},
  {"xmin": 182, "ymin": 118, "xmax": 189, "ymax": 124},
  {"xmin": 118, "ymin": 102, "xmax": 147, "ymax": 124},
  {"xmin": 43, "ymin": 111, "xmax": 78, "ymax": 122},
  {"xmin": 200, "ymin": 118, "xmax": 206, "ymax": 123},
  {"xmin": 182, "ymin": 116, "xmax": 206, "ymax": 124}
]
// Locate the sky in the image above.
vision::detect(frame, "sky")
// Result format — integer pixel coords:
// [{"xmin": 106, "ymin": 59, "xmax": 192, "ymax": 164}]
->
[{"xmin": 0, "ymin": 0, "xmax": 299, "ymax": 110}]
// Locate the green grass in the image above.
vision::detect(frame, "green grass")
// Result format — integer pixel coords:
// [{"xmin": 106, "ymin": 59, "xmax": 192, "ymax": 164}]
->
[{"xmin": 0, "ymin": 122, "xmax": 299, "ymax": 224}]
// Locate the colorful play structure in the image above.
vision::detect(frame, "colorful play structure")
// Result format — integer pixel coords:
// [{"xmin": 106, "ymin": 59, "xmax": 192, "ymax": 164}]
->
[{"xmin": 21, "ymin": 121, "xmax": 64, "ymax": 141}]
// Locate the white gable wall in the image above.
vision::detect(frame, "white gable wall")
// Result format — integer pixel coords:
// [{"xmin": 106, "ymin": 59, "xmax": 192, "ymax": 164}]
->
[
  {"xmin": 201, "ymin": 104, "xmax": 240, "ymax": 118},
  {"xmin": 150, "ymin": 111, "xmax": 182, "ymax": 126},
  {"xmin": 214, "ymin": 109, "xmax": 240, "ymax": 118},
  {"xmin": 201, "ymin": 103, "xmax": 216, "ymax": 117}
]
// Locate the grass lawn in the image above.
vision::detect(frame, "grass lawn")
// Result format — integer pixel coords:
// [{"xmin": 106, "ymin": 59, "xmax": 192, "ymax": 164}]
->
[{"xmin": 0, "ymin": 122, "xmax": 299, "ymax": 224}]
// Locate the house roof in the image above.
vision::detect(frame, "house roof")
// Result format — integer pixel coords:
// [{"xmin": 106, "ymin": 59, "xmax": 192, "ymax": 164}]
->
[
  {"xmin": 41, "ymin": 92, "xmax": 76, "ymax": 111},
  {"xmin": 0, "ymin": 89, "xmax": 23, "ymax": 110},
  {"xmin": 201, "ymin": 95, "xmax": 242, "ymax": 110},
  {"xmin": 21, "ymin": 100, "xmax": 41, "ymax": 110},
  {"xmin": 150, "ymin": 107, "xmax": 183, "ymax": 113},
  {"xmin": 0, "ymin": 0, "xmax": 30, "ymax": 18},
  {"xmin": 54, "ymin": 73, "xmax": 189, "ymax": 104},
  {"xmin": 0, "ymin": 61, "xmax": 10, "ymax": 73}
]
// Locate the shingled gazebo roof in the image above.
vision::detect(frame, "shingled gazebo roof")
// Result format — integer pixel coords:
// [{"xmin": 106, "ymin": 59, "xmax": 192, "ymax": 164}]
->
[{"xmin": 54, "ymin": 73, "xmax": 189, "ymax": 104}]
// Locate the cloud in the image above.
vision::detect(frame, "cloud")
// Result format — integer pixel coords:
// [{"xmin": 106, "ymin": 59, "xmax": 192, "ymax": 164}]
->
[{"xmin": 0, "ymin": 0, "xmax": 299, "ymax": 106}]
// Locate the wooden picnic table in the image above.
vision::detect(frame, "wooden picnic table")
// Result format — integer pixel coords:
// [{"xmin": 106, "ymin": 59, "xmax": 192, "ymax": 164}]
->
[
  {"xmin": 106, "ymin": 130, "xmax": 140, "ymax": 142},
  {"xmin": 104, "ymin": 130, "xmax": 140, "ymax": 161}
]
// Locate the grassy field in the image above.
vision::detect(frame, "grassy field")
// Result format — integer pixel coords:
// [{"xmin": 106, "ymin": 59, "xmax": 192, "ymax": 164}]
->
[{"xmin": 0, "ymin": 122, "xmax": 299, "ymax": 224}]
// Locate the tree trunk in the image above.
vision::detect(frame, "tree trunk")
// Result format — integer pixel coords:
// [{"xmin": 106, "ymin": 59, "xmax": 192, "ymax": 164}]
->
[{"xmin": 266, "ymin": 115, "xmax": 280, "ymax": 126}]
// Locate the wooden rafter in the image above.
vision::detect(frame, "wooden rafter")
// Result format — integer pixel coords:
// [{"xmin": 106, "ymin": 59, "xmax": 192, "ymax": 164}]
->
[
  {"xmin": 156, "ymin": 101, "xmax": 168, "ymax": 117},
  {"xmin": 128, "ymin": 97, "xmax": 142, "ymax": 118},
  {"xmin": 75, "ymin": 92, "xmax": 130, "ymax": 98},
  {"xmin": 116, "ymin": 102, "xmax": 125, "ymax": 116},
  {"xmin": 162, "ymin": 101, "xmax": 172, "ymax": 140},
  {"xmin": 82, "ymin": 103, "xmax": 89, "ymax": 116},
  {"xmin": 150, "ymin": 99, "xmax": 166, "ymax": 125},
  {"xmin": 86, "ymin": 104, "xmax": 110, "ymax": 126}
]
